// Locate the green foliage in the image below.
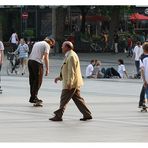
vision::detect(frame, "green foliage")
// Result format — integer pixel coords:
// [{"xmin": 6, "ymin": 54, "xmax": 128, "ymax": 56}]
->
[{"xmin": 24, "ymin": 28, "xmax": 34, "ymax": 38}]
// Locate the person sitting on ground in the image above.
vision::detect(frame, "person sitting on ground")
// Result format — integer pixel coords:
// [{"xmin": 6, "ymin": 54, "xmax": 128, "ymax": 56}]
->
[
  {"xmin": 85, "ymin": 59, "xmax": 95, "ymax": 78},
  {"xmin": 92, "ymin": 60, "xmax": 103, "ymax": 78},
  {"xmin": 117, "ymin": 59, "xmax": 128, "ymax": 78},
  {"xmin": 101, "ymin": 67, "xmax": 121, "ymax": 78},
  {"xmin": 101, "ymin": 59, "xmax": 128, "ymax": 79}
]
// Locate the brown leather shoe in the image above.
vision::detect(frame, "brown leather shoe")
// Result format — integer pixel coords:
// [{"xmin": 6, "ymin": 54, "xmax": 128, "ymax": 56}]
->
[
  {"xmin": 49, "ymin": 116, "xmax": 63, "ymax": 121},
  {"xmin": 80, "ymin": 116, "xmax": 92, "ymax": 121}
]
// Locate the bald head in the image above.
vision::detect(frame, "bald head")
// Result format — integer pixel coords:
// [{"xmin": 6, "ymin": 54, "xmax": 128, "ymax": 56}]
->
[{"xmin": 62, "ymin": 41, "xmax": 74, "ymax": 53}]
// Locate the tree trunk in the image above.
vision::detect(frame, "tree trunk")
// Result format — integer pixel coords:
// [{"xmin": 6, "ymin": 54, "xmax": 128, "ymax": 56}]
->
[
  {"xmin": 109, "ymin": 7, "xmax": 120, "ymax": 51},
  {"xmin": 55, "ymin": 7, "xmax": 67, "ymax": 52}
]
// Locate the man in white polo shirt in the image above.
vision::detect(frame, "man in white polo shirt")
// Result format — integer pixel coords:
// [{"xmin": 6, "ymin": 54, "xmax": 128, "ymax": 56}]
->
[
  {"xmin": 133, "ymin": 41, "xmax": 143, "ymax": 77},
  {"xmin": 28, "ymin": 37, "xmax": 55, "ymax": 104}
]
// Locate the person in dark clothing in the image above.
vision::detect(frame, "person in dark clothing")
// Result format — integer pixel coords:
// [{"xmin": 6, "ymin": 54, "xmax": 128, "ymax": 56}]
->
[
  {"xmin": 139, "ymin": 85, "xmax": 145, "ymax": 108},
  {"xmin": 102, "ymin": 67, "xmax": 121, "ymax": 78}
]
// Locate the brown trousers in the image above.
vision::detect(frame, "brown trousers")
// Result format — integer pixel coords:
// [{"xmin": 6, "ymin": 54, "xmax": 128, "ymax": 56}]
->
[{"xmin": 54, "ymin": 88, "xmax": 92, "ymax": 118}]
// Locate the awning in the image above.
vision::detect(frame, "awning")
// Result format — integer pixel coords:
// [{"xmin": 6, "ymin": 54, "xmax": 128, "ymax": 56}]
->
[{"xmin": 129, "ymin": 13, "xmax": 148, "ymax": 21}]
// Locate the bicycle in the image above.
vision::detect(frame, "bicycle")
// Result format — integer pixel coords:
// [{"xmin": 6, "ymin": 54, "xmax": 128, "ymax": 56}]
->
[{"xmin": 6, "ymin": 52, "xmax": 20, "ymax": 75}]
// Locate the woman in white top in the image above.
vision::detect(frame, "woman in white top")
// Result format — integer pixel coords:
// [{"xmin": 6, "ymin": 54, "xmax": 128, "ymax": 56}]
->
[
  {"xmin": 117, "ymin": 59, "xmax": 128, "ymax": 78},
  {"xmin": 9, "ymin": 31, "xmax": 19, "ymax": 51}
]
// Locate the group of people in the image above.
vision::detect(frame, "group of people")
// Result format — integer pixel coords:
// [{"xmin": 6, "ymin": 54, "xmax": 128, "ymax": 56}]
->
[
  {"xmin": 1, "ymin": 32, "xmax": 148, "ymax": 121},
  {"xmin": 28, "ymin": 38, "xmax": 92, "ymax": 121},
  {"xmin": 85, "ymin": 40, "xmax": 148, "ymax": 110},
  {"xmin": 85, "ymin": 58, "xmax": 128, "ymax": 79},
  {"xmin": 1, "ymin": 36, "xmax": 92, "ymax": 122}
]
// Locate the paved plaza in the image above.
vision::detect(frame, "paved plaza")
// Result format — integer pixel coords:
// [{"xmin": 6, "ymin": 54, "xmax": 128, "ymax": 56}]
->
[{"xmin": 0, "ymin": 52, "xmax": 148, "ymax": 142}]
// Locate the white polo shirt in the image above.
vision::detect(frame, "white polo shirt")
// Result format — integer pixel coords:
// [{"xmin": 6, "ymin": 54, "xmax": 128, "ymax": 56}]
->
[
  {"xmin": 133, "ymin": 45, "xmax": 143, "ymax": 61},
  {"xmin": 85, "ymin": 64, "xmax": 94, "ymax": 77}
]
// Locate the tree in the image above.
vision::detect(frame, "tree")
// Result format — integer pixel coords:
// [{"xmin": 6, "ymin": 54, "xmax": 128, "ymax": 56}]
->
[{"xmin": 78, "ymin": 6, "xmax": 90, "ymax": 33}]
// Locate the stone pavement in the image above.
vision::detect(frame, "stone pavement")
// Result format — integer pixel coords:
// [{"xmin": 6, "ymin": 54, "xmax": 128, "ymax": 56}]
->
[{"xmin": 0, "ymin": 52, "xmax": 147, "ymax": 142}]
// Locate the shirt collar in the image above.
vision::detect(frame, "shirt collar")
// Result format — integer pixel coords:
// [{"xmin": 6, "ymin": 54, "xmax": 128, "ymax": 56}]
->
[{"xmin": 65, "ymin": 50, "xmax": 71, "ymax": 58}]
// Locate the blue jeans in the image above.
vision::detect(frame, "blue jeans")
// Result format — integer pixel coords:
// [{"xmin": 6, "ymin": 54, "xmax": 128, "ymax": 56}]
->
[
  {"xmin": 145, "ymin": 86, "xmax": 148, "ymax": 99},
  {"xmin": 135, "ymin": 60, "xmax": 140, "ymax": 75}
]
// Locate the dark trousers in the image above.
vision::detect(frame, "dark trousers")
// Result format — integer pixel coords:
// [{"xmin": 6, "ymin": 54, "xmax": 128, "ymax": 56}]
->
[
  {"xmin": 54, "ymin": 88, "xmax": 92, "ymax": 118},
  {"xmin": 28, "ymin": 60, "xmax": 43, "ymax": 101},
  {"xmin": 135, "ymin": 60, "xmax": 140, "ymax": 75},
  {"xmin": 139, "ymin": 85, "xmax": 145, "ymax": 106}
]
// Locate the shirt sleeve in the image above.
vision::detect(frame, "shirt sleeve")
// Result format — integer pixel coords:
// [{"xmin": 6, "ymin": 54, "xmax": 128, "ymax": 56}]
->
[
  {"xmin": 44, "ymin": 43, "xmax": 50, "ymax": 54},
  {"xmin": 122, "ymin": 65, "xmax": 126, "ymax": 71},
  {"xmin": 140, "ymin": 59, "xmax": 144, "ymax": 68},
  {"xmin": 0, "ymin": 41, "xmax": 4, "ymax": 50}
]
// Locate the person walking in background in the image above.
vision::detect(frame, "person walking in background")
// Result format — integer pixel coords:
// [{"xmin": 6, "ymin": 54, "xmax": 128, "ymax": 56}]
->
[
  {"xmin": 28, "ymin": 37, "xmax": 55, "ymax": 104},
  {"xmin": 9, "ymin": 30, "xmax": 19, "ymax": 51},
  {"xmin": 132, "ymin": 41, "xmax": 143, "ymax": 78},
  {"xmin": 49, "ymin": 41, "xmax": 92, "ymax": 121},
  {"xmin": 139, "ymin": 43, "xmax": 148, "ymax": 108},
  {"xmin": 14, "ymin": 38, "xmax": 29, "ymax": 75},
  {"xmin": 127, "ymin": 36, "xmax": 133, "ymax": 57},
  {"xmin": 85, "ymin": 59, "xmax": 95, "ymax": 78},
  {"xmin": 114, "ymin": 32, "xmax": 119, "ymax": 53},
  {"xmin": 0, "ymin": 41, "xmax": 4, "ymax": 93}
]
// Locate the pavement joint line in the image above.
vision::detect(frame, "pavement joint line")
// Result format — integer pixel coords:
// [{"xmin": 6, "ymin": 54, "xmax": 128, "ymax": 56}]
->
[{"xmin": 1, "ymin": 108, "xmax": 148, "ymax": 126}]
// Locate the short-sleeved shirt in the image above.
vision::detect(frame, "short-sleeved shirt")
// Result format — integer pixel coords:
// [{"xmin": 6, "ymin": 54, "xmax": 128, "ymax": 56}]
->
[
  {"xmin": 10, "ymin": 33, "xmax": 18, "ymax": 44},
  {"xmin": 133, "ymin": 45, "xmax": 143, "ymax": 61},
  {"xmin": 118, "ymin": 64, "xmax": 126, "ymax": 78},
  {"xmin": 140, "ymin": 54, "xmax": 148, "ymax": 83},
  {"xmin": 29, "ymin": 41, "xmax": 50, "ymax": 64},
  {"xmin": 0, "ymin": 41, "xmax": 4, "ymax": 51},
  {"xmin": 85, "ymin": 64, "xmax": 94, "ymax": 77}
]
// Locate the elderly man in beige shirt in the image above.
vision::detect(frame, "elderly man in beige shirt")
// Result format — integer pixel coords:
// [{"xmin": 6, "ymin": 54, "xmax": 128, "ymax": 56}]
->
[{"xmin": 49, "ymin": 41, "xmax": 92, "ymax": 121}]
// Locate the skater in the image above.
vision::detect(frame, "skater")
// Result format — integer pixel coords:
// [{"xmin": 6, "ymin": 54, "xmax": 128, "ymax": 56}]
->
[
  {"xmin": 0, "ymin": 40, "xmax": 4, "ymax": 93},
  {"xmin": 140, "ymin": 43, "xmax": 148, "ymax": 109},
  {"xmin": 49, "ymin": 41, "xmax": 92, "ymax": 121},
  {"xmin": 28, "ymin": 37, "xmax": 55, "ymax": 104}
]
